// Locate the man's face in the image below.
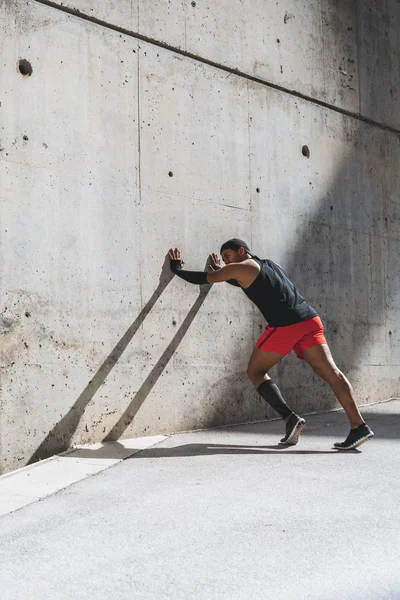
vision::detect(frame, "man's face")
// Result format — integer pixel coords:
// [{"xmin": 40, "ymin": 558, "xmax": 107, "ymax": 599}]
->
[{"xmin": 221, "ymin": 248, "xmax": 241, "ymax": 264}]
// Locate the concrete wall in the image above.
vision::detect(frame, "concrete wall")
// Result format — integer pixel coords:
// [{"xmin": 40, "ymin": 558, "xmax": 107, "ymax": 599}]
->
[{"xmin": 0, "ymin": 0, "xmax": 399, "ymax": 473}]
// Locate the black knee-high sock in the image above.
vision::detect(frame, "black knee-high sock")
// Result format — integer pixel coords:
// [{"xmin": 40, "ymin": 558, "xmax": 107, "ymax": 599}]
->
[{"xmin": 257, "ymin": 380, "xmax": 293, "ymax": 420}]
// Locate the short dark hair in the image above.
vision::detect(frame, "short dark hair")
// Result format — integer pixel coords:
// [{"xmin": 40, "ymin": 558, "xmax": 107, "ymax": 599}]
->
[{"xmin": 220, "ymin": 238, "xmax": 252, "ymax": 255}]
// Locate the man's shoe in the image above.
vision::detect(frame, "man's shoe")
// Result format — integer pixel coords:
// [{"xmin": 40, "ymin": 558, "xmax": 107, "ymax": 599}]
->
[
  {"xmin": 279, "ymin": 414, "xmax": 305, "ymax": 445},
  {"xmin": 334, "ymin": 423, "xmax": 374, "ymax": 450}
]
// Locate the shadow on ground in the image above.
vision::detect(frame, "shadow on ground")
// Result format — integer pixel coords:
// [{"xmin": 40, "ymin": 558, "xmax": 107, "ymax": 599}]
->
[{"xmin": 61, "ymin": 404, "xmax": 399, "ymax": 462}]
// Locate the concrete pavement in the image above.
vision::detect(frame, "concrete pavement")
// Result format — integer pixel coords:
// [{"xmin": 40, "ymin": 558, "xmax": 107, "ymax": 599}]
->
[{"xmin": 0, "ymin": 399, "xmax": 399, "ymax": 599}]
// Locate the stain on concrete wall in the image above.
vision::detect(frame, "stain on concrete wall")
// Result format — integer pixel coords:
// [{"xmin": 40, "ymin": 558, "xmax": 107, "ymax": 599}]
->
[{"xmin": 0, "ymin": 0, "xmax": 399, "ymax": 472}]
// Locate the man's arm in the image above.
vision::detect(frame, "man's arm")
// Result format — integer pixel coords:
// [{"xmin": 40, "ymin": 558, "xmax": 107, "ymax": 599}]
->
[
  {"xmin": 170, "ymin": 260, "xmax": 209, "ymax": 284},
  {"xmin": 168, "ymin": 248, "xmax": 255, "ymax": 287},
  {"xmin": 206, "ymin": 263, "xmax": 245, "ymax": 284},
  {"xmin": 208, "ymin": 254, "xmax": 241, "ymax": 287},
  {"xmin": 168, "ymin": 248, "xmax": 251, "ymax": 287},
  {"xmin": 169, "ymin": 248, "xmax": 208, "ymax": 285},
  {"xmin": 212, "ymin": 268, "xmax": 241, "ymax": 287},
  {"xmin": 171, "ymin": 262, "xmax": 243, "ymax": 286}
]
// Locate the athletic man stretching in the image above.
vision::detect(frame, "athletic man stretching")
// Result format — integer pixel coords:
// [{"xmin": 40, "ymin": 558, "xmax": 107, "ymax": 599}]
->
[{"xmin": 168, "ymin": 238, "xmax": 374, "ymax": 450}]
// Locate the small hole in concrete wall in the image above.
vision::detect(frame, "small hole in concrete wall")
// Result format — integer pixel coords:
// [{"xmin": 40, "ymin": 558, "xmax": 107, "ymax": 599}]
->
[
  {"xmin": 256, "ymin": 187, "xmax": 260, "ymax": 193},
  {"xmin": 25, "ymin": 312, "xmax": 31, "ymax": 318},
  {"xmin": 172, "ymin": 319, "xmax": 177, "ymax": 326},
  {"xmin": 389, "ymin": 330, "xmax": 392, "ymax": 335},
  {"xmin": 191, "ymin": 1, "xmax": 196, "ymax": 6},
  {"xmin": 277, "ymin": 39, "xmax": 280, "ymax": 44},
  {"xmin": 168, "ymin": 171, "xmax": 173, "ymax": 177},
  {"xmin": 330, "ymin": 205, "xmax": 334, "ymax": 210},
  {"xmin": 23, "ymin": 135, "xmax": 29, "ymax": 142},
  {"xmin": 302, "ymin": 145, "xmax": 310, "ymax": 158},
  {"xmin": 18, "ymin": 59, "xmax": 33, "ymax": 77}
]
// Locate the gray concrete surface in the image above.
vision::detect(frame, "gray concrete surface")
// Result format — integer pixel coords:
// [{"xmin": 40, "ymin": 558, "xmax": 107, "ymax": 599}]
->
[
  {"xmin": 0, "ymin": 435, "xmax": 167, "ymax": 517},
  {"xmin": 39, "ymin": 0, "xmax": 400, "ymax": 128},
  {"xmin": 1, "ymin": 0, "xmax": 399, "ymax": 473},
  {"xmin": 0, "ymin": 399, "xmax": 399, "ymax": 600}
]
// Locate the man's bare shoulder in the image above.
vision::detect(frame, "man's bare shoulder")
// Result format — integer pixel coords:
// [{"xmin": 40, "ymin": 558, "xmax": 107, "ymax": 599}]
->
[
  {"xmin": 232, "ymin": 259, "xmax": 260, "ymax": 281},
  {"xmin": 237, "ymin": 258, "xmax": 261, "ymax": 269}
]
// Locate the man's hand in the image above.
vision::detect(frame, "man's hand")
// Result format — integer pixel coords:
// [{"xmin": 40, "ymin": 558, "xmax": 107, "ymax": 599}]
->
[
  {"xmin": 168, "ymin": 247, "xmax": 185, "ymax": 272},
  {"xmin": 207, "ymin": 253, "xmax": 221, "ymax": 271}
]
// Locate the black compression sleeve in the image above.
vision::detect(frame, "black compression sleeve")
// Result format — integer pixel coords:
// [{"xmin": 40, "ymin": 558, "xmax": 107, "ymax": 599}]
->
[{"xmin": 170, "ymin": 260, "xmax": 209, "ymax": 285}]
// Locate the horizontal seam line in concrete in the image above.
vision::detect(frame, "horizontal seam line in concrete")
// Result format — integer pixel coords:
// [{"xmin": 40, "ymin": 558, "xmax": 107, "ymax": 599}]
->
[{"xmin": 33, "ymin": 0, "xmax": 400, "ymax": 137}]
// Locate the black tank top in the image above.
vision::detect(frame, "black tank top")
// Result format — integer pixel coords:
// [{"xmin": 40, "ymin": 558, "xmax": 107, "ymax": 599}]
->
[{"xmin": 241, "ymin": 258, "xmax": 317, "ymax": 327}]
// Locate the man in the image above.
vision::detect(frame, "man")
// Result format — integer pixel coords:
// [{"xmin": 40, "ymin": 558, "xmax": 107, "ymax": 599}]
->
[{"xmin": 168, "ymin": 239, "xmax": 374, "ymax": 450}]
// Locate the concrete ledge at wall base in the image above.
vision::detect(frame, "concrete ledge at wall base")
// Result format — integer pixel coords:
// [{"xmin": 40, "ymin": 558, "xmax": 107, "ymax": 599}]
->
[{"xmin": 0, "ymin": 435, "xmax": 167, "ymax": 518}]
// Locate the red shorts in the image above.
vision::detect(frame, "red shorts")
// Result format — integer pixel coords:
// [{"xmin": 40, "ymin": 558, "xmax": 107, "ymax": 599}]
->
[{"xmin": 255, "ymin": 316, "xmax": 327, "ymax": 359}]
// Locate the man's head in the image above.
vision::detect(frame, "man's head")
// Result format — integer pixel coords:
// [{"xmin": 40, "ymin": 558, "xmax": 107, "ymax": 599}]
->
[{"xmin": 220, "ymin": 238, "xmax": 252, "ymax": 264}]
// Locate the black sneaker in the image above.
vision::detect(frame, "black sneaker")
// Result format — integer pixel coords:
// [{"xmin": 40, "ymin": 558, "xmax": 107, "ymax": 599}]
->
[
  {"xmin": 279, "ymin": 414, "xmax": 306, "ymax": 445},
  {"xmin": 334, "ymin": 423, "xmax": 374, "ymax": 450}
]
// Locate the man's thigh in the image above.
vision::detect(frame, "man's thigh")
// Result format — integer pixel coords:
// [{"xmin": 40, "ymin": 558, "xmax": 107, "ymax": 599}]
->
[
  {"xmin": 248, "ymin": 346, "xmax": 286, "ymax": 374},
  {"xmin": 301, "ymin": 343, "xmax": 339, "ymax": 383}
]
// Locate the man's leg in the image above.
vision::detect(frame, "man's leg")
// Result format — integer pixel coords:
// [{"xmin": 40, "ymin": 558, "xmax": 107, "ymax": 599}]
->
[
  {"xmin": 247, "ymin": 347, "xmax": 305, "ymax": 444},
  {"xmin": 301, "ymin": 343, "xmax": 363, "ymax": 427},
  {"xmin": 301, "ymin": 343, "xmax": 374, "ymax": 449},
  {"xmin": 247, "ymin": 346, "xmax": 285, "ymax": 387}
]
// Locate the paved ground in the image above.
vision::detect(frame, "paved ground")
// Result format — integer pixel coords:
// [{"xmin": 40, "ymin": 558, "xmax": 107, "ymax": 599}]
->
[{"xmin": 0, "ymin": 400, "xmax": 399, "ymax": 600}]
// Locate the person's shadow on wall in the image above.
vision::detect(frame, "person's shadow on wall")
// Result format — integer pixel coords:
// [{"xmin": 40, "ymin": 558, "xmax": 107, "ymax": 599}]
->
[{"xmin": 28, "ymin": 258, "xmax": 212, "ymax": 463}]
